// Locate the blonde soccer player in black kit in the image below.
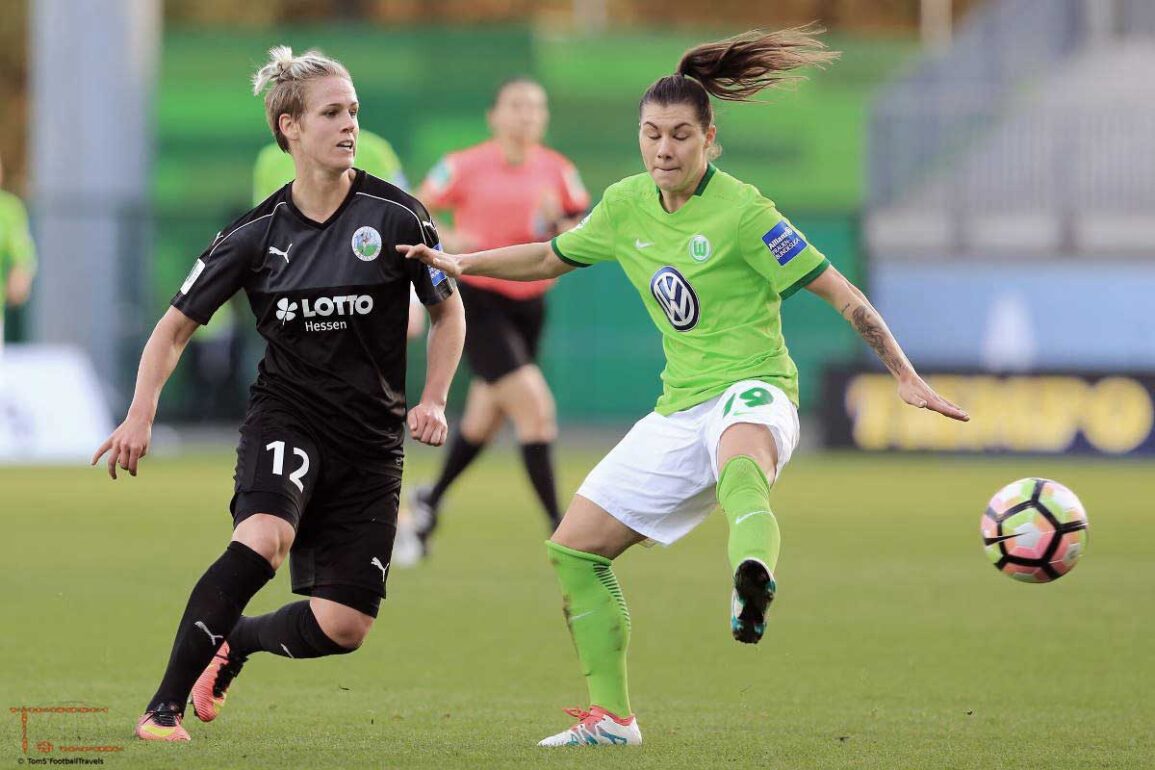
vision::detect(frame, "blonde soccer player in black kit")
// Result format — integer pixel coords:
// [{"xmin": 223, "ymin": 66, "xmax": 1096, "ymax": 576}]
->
[{"xmin": 92, "ymin": 46, "xmax": 466, "ymax": 742}]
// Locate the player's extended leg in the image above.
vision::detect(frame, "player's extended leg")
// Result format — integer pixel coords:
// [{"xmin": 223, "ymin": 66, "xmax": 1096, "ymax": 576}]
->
[
  {"xmin": 190, "ymin": 598, "xmax": 370, "ymax": 723},
  {"xmin": 412, "ymin": 379, "xmax": 503, "ymax": 545},
  {"xmin": 490, "ymin": 363, "xmax": 561, "ymax": 529},
  {"xmin": 540, "ymin": 496, "xmax": 647, "ymax": 747},
  {"xmin": 135, "ymin": 514, "xmax": 291, "ymax": 742},
  {"xmin": 716, "ymin": 424, "xmax": 780, "ymax": 644}
]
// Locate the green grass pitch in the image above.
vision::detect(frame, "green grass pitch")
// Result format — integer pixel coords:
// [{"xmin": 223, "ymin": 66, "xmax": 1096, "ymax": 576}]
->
[{"xmin": 2, "ymin": 445, "xmax": 1151, "ymax": 768}]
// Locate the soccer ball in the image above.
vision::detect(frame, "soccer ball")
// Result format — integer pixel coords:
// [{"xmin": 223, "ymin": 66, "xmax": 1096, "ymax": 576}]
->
[{"xmin": 982, "ymin": 478, "xmax": 1089, "ymax": 583}]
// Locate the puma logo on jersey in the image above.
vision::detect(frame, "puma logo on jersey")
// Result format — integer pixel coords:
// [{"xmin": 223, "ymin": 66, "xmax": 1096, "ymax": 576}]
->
[{"xmin": 268, "ymin": 243, "xmax": 293, "ymax": 264}]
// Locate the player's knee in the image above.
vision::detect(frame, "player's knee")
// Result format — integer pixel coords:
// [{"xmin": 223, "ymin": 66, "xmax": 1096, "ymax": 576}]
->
[
  {"xmin": 461, "ymin": 417, "xmax": 500, "ymax": 445},
  {"xmin": 323, "ymin": 616, "xmax": 374, "ymax": 650},
  {"xmin": 311, "ymin": 597, "xmax": 376, "ymax": 651},
  {"xmin": 513, "ymin": 401, "xmax": 557, "ymax": 442},
  {"xmin": 232, "ymin": 515, "xmax": 294, "ymax": 570},
  {"xmin": 718, "ymin": 425, "xmax": 779, "ymax": 481}
]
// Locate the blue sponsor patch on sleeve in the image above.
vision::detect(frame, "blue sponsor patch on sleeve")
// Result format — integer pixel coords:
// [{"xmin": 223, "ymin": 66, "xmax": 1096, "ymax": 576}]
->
[
  {"xmin": 428, "ymin": 265, "xmax": 447, "ymax": 286},
  {"xmin": 762, "ymin": 220, "xmax": 808, "ymax": 265}
]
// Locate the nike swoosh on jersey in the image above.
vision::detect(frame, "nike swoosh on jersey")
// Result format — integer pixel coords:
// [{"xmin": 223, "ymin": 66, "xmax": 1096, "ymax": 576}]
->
[{"xmin": 635, "ymin": 239, "xmax": 653, "ymax": 249}]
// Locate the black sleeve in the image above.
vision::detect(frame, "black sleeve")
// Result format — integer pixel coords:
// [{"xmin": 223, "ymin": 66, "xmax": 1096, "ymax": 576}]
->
[
  {"xmin": 406, "ymin": 196, "xmax": 456, "ymax": 306},
  {"xmin": 171, "ymin": 215, "xmax": 263, "ymax": 324}
]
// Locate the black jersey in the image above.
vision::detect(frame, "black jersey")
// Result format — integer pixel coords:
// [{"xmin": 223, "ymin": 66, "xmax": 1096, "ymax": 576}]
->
[{"xmin": 172, "ymin": 170, "xmax": 454, "ymax": 475}]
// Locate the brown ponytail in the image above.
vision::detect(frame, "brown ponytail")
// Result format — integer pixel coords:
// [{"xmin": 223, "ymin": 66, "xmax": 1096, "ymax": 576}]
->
[{"xmin": 640, "ymin": 26, "xmax": 839, "ymax": 131}]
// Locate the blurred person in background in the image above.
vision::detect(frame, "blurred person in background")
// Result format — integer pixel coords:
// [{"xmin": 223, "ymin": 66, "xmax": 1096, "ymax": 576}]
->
[
  {"xmin": 254, "ymin": 127, "xmax": 409, "ymax": 201},
  {"xmin": 183, "ymin": 295, "xmax": 248, "ymax": 423},
  {"xmin": 409, "ymin": 76, "xmax": 590, "ymax": 555},
  {"xmin": 0, "ymin": 151, "xmax": 37, "ymax": 350},
  {"xmin": 402, "ymin": 27, "xmax": 967, "ymax": 746},
  {"xmin": 93, "ymin": 46, "xmax": 464, "ymax": 743}
]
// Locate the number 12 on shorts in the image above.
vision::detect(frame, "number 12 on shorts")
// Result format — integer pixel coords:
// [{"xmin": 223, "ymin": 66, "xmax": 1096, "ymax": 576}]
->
[{"xmin": 266, "ymin": 440, "xmax": 310, "ymax": 492}]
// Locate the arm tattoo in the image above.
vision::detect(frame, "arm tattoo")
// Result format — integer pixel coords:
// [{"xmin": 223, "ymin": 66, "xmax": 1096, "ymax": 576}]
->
[{"xmin": 850, "ymin": 305, "xmax": 907, "ymax": 375}]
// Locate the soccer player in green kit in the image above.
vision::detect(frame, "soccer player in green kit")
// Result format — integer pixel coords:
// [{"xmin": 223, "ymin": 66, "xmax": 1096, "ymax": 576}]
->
[
  {"xmin": 253, "ymin": 129, "xmax": 408, "ymax": 202},
  {"xmin": 0, "ymin": 152, "xmax": 37, "ymax": 347},
  {"xmin": 400, "ymin": 27, "xmax": 969, "ymax": 747}
]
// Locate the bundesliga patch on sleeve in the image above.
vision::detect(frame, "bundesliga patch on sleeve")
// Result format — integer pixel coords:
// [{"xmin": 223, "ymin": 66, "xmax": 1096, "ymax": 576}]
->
[
  {"xmin": 762, "ymin": 221, "xmax": 808, "ymax": 265},
  {"xmin": 180, "ymin": 259, "xmax": 206, "ymax": 295}
]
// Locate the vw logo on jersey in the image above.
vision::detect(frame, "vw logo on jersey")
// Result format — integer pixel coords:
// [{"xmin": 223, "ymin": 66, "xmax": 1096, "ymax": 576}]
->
[
  {"xmin": 351, "ymin": 226, "xmax": 382, "ymax": 261},
  {"xmin": 688, "ymin": 234, "xmax": 712, "ymax": 262},
  {"xmin": 649, "ymin": 266, "xmax": 700, "ymax": 332}
]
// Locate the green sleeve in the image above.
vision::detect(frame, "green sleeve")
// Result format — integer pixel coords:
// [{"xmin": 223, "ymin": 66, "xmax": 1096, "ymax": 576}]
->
[
  {"xmin": 252, "ymin": 143, "xmax": 294, "ymax": 206},
  {"xmin": 357, "ymin": 133, "xmax": 407, "ymax": 189},
  {"xmin": 0, "ymin": 193, "xmax": 37, "ymax": 274},
  {"xmin": 739, "ymin": 198, "xmax": 829, "ymax": 299},
  {"xmin": 550, "ymin": 198, "xmax": 616, "ymax": 267}
]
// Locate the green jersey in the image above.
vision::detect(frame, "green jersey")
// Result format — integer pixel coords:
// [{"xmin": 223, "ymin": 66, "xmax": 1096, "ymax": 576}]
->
[
  {"xmin": 551, "ymin": 165, "xmax": 829, "ymax": 414},
  {"xmin": 251, "ymin": 130, "xmax": 408, "ymax": 205},
  {"xmin": 0, "ymin": 189, "xmax": 37, "ymax": 315}
]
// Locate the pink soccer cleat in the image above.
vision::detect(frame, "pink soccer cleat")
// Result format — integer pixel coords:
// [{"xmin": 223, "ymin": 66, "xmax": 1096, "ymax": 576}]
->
[
  {"xmin": 190, "ymin": 641, "xmax": 246, "ymax": 722},
  {"xmin": 135, "ymin": 708, "xmax": 190, "ymax": 742}
]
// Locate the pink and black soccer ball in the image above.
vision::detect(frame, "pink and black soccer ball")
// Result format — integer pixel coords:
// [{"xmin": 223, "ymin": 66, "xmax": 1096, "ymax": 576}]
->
[{"xmin": 982, "ymin": 478, "xmax": 1089, "ymax": 583}]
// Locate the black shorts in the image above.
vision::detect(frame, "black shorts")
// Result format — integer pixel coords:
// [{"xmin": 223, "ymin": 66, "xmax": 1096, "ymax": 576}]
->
[
  {"xmin": 230, "ymin": 415, "xmax": 401, "ymax": 617},
  {"xmin": 459, "ymin": 282, "xmax": 546, "ymax": 383}
]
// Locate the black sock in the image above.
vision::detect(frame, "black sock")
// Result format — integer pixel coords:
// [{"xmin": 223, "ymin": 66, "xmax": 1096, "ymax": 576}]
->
[
  {"xmin": 146, "ymin": 542, "xmax": 274, "ymax": 713},
  {"xmin": 429, "ymin": 431, "xmax": 485, "ymax": 507},
  {"xmin": 228, "ymin": 601, "xmax": 353, "ymax": 659},
  {"xmin": 520, "ymin": 441, "xmax": 561, "ymax": 527}
]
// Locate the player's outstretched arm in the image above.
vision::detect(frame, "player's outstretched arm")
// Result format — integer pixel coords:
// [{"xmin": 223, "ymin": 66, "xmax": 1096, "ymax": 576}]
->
[
  {"xmin": 408, "ymin": 291, "xmax": 465, "ymax": 447},
  {"xmin": 397, "ymin": 241, "xmax": 574, "ymax": 282},
  {"xmin": 91, "ymin": 307, "xmax": 201, "ymax": 478},
  {"xmin": 805, "ymin": 265, "xmax": 969, "ymax": 422}
]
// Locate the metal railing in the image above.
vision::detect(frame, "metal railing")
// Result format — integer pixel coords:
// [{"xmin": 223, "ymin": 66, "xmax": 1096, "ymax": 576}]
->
[
  {"xmin": 869, "ymin": 0, "xmax": 1084, "ymax": 208},
  {"xmin": 866, "ymin": 0, "xmax": 1155, "ymax": 256}
]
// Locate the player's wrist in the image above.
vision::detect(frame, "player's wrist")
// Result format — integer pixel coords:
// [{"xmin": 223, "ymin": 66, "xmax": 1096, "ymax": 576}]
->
[
  {"xmin": 418, "ymin": 395, "xmax": 447, "ymax": 410},
  {"xmin": 895, "ymin": 368, "xmax": 920, "ymax": 386},
  {"xmin": 125, "ymin": 403, "xmax": 156, "ymax": 425},
  {"xmin": 455, "ymin": 254, "xmax": 474, "ymax": 276}
]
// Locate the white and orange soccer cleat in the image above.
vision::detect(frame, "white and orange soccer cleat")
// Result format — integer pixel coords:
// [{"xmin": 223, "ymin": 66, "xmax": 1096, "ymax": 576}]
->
[
  {"xmin": 190, "ymin": 642, "xmax": 246, "ymax": 722},
  {"xmin": 134, "ymin": 708, "xmax": 190, "ymax": 742},
  {"xmin": 538, "ymin": 705, "xmax": 642, "ymax": 747}
]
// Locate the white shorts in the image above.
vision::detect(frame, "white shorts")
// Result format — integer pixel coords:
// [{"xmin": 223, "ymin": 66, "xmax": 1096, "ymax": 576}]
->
[{"xmin": 576, "ymin": 379, "xmax": 800, "ymax": 546}]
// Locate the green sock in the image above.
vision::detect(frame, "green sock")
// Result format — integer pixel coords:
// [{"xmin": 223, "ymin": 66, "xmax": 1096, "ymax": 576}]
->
[
  {"xmin": 545, "ymin": 540, "xmax": 632, "ymax": 717},
  {"xmin": 718, "ymin": 455, "xmax": 780, "ymax": 574}
]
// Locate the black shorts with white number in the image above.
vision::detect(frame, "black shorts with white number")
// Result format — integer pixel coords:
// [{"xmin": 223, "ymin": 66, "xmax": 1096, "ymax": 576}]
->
[{"xmin": 231, "ymin": 410, "xmax": 401, "ymax": 617}]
